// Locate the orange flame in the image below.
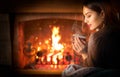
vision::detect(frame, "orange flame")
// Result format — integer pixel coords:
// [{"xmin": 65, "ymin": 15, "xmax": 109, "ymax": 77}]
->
[
  {"xmin": 51, "ymin": 26, "xmax": 64, "ymax": 51},
  {"xmin": 51, "ymin": 26, "xmax": 64, "ymax": 64},
  {"xmin": 35, "ymin": 26, "xmax": 65, "ymax": 65}
]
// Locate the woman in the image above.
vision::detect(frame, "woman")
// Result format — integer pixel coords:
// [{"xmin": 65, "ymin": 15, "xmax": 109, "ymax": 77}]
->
[
  {"xmin": 62, "ymin": 0, "xmax": 120, "ymax": 77},
  {"xmin": 72, "ymin": 0, "xmax": 120, "ymax": 69}
]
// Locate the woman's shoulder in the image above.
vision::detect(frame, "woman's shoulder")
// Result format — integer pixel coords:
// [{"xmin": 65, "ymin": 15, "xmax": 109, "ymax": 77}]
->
[
  {"xmin": 92, "ymin": 27, "xmax": 120, "ymax": 39},
  {"xmin": 88, "ymin": 27, "xmax": 120, "ymax": 48}
]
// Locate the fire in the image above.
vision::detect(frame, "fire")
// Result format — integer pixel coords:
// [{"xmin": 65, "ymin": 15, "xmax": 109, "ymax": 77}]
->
[
  {"xmin": 52, "ymin": 26, "xmax": 64, "ymax": 51},
  {"xmin": 46, "ymin": 26, "xmax": 64, "ymax": 65},
  {"xmin": 19, "ymin": 20, "xmax": 81, "ymax": 69},
  {"xmin": 36, "ymin": 26, "xmax": 65, "ymax": 65},
  {"xmin": 51, "ymin": 26, "xmax": 64, "ymax": 64}
]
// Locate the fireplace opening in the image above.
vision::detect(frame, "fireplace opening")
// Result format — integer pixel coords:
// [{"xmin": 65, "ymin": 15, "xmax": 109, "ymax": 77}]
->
[{"xmin": 13, "ymin": 13, "xmax": 85, "ymax": 74}]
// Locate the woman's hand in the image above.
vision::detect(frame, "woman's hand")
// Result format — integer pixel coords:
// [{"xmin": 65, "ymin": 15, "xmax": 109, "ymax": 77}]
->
[{"xmin": 72, "ymin": 34, "xmax": 87, "ymax": 55}]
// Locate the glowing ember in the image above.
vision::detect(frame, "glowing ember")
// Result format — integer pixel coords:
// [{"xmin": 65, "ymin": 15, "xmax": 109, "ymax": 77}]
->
[{"xmin": 37, "ymin": 47, "xmax": 41, "ymax": 51}]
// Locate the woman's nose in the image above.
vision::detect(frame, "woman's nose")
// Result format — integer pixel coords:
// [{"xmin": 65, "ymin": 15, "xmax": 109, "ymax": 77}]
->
[{"xmin": 84, "ymin": 18, "xmax": 88, "ymax": 23}]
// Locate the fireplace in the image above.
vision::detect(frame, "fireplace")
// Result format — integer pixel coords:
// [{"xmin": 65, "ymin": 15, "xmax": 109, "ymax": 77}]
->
[{"xmin": 12, "ymin": 13, "xmax": 84, "ymax": 74}]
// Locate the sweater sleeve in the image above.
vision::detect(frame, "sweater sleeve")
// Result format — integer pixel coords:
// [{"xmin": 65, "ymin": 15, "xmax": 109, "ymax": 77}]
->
[{"xmin": 83, "ymin": 32, "xmax": 101, "ymax": 67}]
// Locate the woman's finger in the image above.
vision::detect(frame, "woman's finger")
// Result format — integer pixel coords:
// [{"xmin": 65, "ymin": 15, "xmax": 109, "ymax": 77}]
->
[
  {"xmin": 72, "ymin": 43, "xmax": 78, "ymax": 51},
  {"xmin": 74, "ymin": 36, "xmax": 84, "ymax": 49}
]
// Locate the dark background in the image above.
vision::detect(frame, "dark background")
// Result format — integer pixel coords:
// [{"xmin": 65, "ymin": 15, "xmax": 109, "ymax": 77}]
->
[{"xmin": 0, "ymin": 0, "xmax": 119, "ymax": 13}]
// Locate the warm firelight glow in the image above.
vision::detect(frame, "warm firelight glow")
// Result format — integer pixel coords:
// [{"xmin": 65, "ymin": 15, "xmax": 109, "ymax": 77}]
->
[
  {"xmin": 36, "ymin": 56, "xmax": 39, "ymax": 59},
  {"xmin": 18, "ymin": 19, "xmax": 83, "ymax": 70},
  {"xmin": 50, "ymin": 26, "xmax": 64, "ymax": 64},
  {"xmin": 45, "ymin": 40, "xmax": 49, "ymax": 44},
  {"xmin": 37, "ymin": 47, "xmax": 41, "ymax": 51},
  {"xmin": 39, "ymin": 42, "xmax": 42, "ymax": 45},
  {"xmin": 51, "ymin": 26, "xmax": 64, "ymax": 51},
  {"xmin": 35, "ymin": 26, "xmax": 69, "ymax": 66}
]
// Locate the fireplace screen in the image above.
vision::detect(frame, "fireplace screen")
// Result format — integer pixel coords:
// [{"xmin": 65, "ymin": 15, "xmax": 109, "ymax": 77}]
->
[{"xmin": 13, "ymin": 13, "xmax": 85, "ymax": 74}]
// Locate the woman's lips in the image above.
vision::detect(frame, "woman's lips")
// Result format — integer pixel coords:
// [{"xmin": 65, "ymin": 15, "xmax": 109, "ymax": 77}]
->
[{"xmin": 87, "ymin": 24, "xmax": 91, "ymax": 27}]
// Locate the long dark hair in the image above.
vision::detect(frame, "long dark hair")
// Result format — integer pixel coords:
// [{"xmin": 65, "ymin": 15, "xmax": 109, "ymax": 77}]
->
[{"xmin": 83, "ymin": 0, "xmax": 120, "ymax": 29}]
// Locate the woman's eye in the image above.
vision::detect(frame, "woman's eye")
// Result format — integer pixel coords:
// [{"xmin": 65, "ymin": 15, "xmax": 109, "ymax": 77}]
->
[{"xmin": 87, "ymin": 15, "xmax": 91, "ymax": 18}]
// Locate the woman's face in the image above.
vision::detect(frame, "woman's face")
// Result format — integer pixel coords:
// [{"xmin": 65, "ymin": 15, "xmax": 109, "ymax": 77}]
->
[{"xmin": 83, "ymin": 6, "xmax": 104, "ymax": 30}]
